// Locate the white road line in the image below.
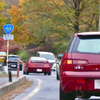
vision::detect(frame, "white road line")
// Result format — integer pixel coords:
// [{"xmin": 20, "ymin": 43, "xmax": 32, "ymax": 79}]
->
[{"xmin": 21, "ymin": 78, "xmax": 43, "ymax": 100}]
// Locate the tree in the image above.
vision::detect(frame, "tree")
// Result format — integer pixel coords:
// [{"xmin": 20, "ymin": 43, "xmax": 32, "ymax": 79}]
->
[
  {"xmin": 20, "ymin": 0, "xmax": 99, "ymax": 40},
  {"xmin": 0, "ymin": 37, "xmax": 22, "ymax": 54},
  {"xmin": 62, "ymin": 0, "xmax": 99, "ymax": 32},
  {"xmin": 0, "ymin": 0, "xmax": 7, "ymax": 36},
  {"xmin": 7, "ymin": 0, "xmax": 99, "ymax": 54}
]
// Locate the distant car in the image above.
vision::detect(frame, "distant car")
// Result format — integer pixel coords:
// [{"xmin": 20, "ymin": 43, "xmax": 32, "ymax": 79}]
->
[
  {"xmin": 8, "ymin": 55, "xmax": 22, "ymax": 70},
  {"xmin": 23, "ymin": 57, "xmax": 51, "ymax": 75},
  {"xmin": 51, "ymin": 58, "xmax": 59, "ymax": 71},
  {"xmin": 0, "ymin": 52, "xmax": 6, "ymax": 67},
  {"xmin": 51, "ymin": 63, "xmax": 56, "ymax": 71},
  {"xmin": 59, "ymin": 32, "xmax": 100, "ymax": 100},
  {"xmin": 36, "ymin": 51, "xmax": 55, "ymax": 68},
  {"xmin": 0, "ymin": 57, "xmax": 5, "ymax": 67},
  {"xmin": 56, "ymin": 54, "xmax": 63, "ymax": 80}
]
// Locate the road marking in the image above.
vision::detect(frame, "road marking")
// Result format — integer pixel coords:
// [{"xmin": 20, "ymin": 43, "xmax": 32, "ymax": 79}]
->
[{"xmin": 21, "ymin": 78, "xmax": 43, "ymax": 100}]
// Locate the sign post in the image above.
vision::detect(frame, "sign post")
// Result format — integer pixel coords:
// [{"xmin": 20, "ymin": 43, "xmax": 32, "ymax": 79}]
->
[{"xmin": 3, "ymin": 24, "xmax": 14, "ymax": 82}]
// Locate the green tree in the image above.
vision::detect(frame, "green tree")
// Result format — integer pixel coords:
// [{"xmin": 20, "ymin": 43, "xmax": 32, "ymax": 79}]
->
[
  {"xmin": 62, "ymin": 0, "xmax": 99, "ymax": 32},
  {"xmin": 0, "ymin": 0, "xmax": 7, "ymax": 36},
  {"xmin": 7, "ymin": 0, "xmax": 99, "ymax": 54},
  {"xmin": 21, "ymin": 0, "xmax": 99, "ymax": 40}
]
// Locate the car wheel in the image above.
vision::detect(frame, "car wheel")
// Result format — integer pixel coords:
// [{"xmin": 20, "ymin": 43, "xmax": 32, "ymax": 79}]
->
[
  {"xmin": 82, "ymin": 92, "xmax": 91, "ymax": 99},
  {"xmin": 44, "ymin": 73, "xmax": 47, "ymax": 75},
  {"xmin": 20, "ymin": 66, "xmax": 22, "ymax": 71},
  {"xmin": 60, "ymin": 84, "xmax": 75, "ymax": 100},
  {"xmin": 48, "ymin": 72, "xmax": 51, "ymax": 75},
  {"xmin": 23, "ymin": 70, "xmax": 25, "ymax": 74},
  {"xmin": 56, "ymin": 71, "xmax": 59, "ymax": 80}
]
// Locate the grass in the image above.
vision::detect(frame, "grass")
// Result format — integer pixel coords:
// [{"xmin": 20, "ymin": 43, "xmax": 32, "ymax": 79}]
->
[
  {"xmin": 0, "ymin": 72, "xmax": 17, "ymax": 78},
  {"xmin": 0, "ymin": 79, "xmax": 33, "ymax": 100}
]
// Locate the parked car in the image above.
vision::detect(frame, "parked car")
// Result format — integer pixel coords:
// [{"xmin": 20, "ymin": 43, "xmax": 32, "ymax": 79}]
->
[
  {"xmin": 23, "ymin": 56, "xmax": 51, "ymax": 75},
  {"xmin": 0, "ymin": 57, "xmax": 5, "ymax": 67},
  {"xmin": 50, "ymin": 58, "xmax": 59, "ymax": 71},
  {"xmin": 8, "ymin": 55, "xmax": 22, "ymax": 70},
  {"xmin": 0, "ymin": 52, "xmax": 6, "ymax": 71},
  {"xmin": 58, "ymin": 32, "xmax": 100, "ymax": 100},
  {"xmin": 36, "ymin": 51, "xmax": 55, "ymax": 69},
  {"xmin": 56, "ymin": 54, "xmax": 63, "ymax": 80},
  {"xmin": 51, "ymin": 63, "xmax": 56, "ymax": 71}
]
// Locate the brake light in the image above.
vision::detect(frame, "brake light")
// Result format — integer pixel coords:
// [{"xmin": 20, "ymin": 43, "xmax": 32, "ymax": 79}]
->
[
  {"xmin": 76, "ymin": 79, "xmax": 86, "ymax": 83},
  {"xmin": 32, "ymin": 64, "xmax": 35, "ymax": 66},
  {"xmin": 63, "ymin": 60, "xmax": 72, "ymax": 64},
  {"xmin": 45, "ymin": 65, "xmax": 47, "ymax": 67}
]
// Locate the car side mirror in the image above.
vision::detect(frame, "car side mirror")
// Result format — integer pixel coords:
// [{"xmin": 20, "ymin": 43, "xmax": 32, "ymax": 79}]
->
[
  {"xmin": 23, "ymin": 61, "xmax": 26, "ymax": 63},
  {"xmin": 57, "ymin": 53, "xmax": 63, "ymax": 60}
]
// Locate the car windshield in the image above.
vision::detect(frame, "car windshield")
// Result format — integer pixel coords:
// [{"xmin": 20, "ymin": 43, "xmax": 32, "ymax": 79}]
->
[
  {"xmin": 30, "ymin": 57, "xmax": 47, "ymax": 61},
  {"xmin": 0, "ymin": 52, "xmax": 6, "ymax": 56},
  {"xmin": 73, "ymin": 35, "xmax": 100, "ymax": 54},
  {"xmin": 8, "ymin": 56, "xmax": 19, "ymax": 59},
  {"xmin": 40, "ymin": 54, "xmax": 55, "ymax": 60}
]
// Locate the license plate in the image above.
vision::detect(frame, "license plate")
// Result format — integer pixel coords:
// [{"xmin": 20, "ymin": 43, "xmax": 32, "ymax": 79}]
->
[
  {"xmin": 94, "ymin": 80, "xmax": 100, "ymax": 89},
  {"xmin": 11, "ymin": 65, "xmax": 16, "ymax": 67},
  {"xmin": 37, "ymin": 69, "xmax": 42, "ymax": 72}
]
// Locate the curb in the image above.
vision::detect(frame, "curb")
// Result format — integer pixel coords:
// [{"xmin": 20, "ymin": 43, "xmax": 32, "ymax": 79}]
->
[{"xmin": 0, "ymin": 76, "xmax": 26, "ymax": 96}]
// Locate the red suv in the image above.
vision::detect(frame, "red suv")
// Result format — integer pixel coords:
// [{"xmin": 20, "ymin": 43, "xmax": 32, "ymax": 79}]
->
[{"xmin": 58, "ymin": 32, "xmax": 100, "ymax": 100}]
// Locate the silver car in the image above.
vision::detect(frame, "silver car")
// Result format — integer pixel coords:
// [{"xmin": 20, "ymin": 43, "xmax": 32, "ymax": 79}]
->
[{"xmin": 56, "ymin": 54, "xmax": 63, "ymax": 80}]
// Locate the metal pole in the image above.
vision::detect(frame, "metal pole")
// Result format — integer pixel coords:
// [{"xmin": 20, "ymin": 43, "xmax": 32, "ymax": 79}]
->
[
  {"xmin": 7, "ymin": 40, "xmax": 12, "ymax": 82},
  {"xmin": 7, "ymin": 40, "xmax": 9, "ymax": 69},
  {"xmin": 17, "ymin": 61, "xmax": 19, "ymax": 77}
]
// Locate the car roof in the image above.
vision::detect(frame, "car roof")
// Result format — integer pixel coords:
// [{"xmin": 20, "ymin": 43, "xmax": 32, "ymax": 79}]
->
[
  {"xmin": 31, "ymin": 56, "xmax": 46, "ymax": 58},
  {"xmin": 0, "ymin": 52, "xmax": 6, "ymax": 56},
  {"xmin": 8, "ymin": 55, "xmax": 18, "ymax": 56},
  {"xmin": 74, "ymin": 31, "xmax": 100, "ymax": 36},
  {"xmin": 30, "ymin": 56, "xmax": 47, "ymax": 60},
  {"xmin": 37, "ymin": 51, "xmax": 54, "ymax": 55}
]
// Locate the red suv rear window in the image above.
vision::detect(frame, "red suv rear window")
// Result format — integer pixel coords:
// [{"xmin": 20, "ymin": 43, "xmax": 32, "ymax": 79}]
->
[{"xmin": 72, "ymin": 35, "xmax": 100, "ymax": 54}]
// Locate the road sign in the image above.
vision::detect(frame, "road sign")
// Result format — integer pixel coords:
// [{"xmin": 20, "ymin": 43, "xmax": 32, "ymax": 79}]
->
[
  {"xmin": 3, "ymin": 34, "xmax": 14, "ymax": 40},
  {"xmin": 3, "ymin": 24, "xmax": 14, "ymax": 34}
]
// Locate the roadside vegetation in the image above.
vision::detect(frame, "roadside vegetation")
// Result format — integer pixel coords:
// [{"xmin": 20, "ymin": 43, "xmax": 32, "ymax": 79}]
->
[
  {"xmin": 0, "ymin": 72, "xmax": 16, "ymax": 77},
  {"xmin": 0, "ymin": 79, "xmax": 33, "ymax": 100},
  {"xmin": 0, "ymin": 0, "xmax": 99, "ymax": 59}
]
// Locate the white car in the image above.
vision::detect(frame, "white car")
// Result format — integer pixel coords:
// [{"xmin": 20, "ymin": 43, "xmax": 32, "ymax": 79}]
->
[{"xmin": 36, "ymin": 51, "xmax": 55, "ymax": 68}]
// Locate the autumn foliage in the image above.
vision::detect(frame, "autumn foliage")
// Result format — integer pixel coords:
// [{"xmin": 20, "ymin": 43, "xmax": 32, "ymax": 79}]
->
[
  {"xmin": 0, "ymin": 37, "xmax": 22, "ymax": 54},
  {"xmin": 6, "ymin": 0, "xmax": 99, "ymax": 54}
]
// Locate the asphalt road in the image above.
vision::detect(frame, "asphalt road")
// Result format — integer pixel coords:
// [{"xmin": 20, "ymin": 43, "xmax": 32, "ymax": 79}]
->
[{"xmin": 11, "ymin": 71, "xmax": 100, "ymax": 100}]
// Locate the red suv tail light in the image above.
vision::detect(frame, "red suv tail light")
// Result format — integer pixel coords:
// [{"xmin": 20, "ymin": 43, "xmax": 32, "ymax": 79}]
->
[
  {"xmin": 61, "ymin": 59, "xmax": 88, "ymax": 71},
  {"xmin": 63, "ymin": 60, "xmax": 72, "ymax": 64},
  {"xmin": 62, "ymin": 59, "xmax": 88, "ymax": 65},
  {"xmin": 61, "ymin": 59, "xmax": 73, "ymax": 71}
]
